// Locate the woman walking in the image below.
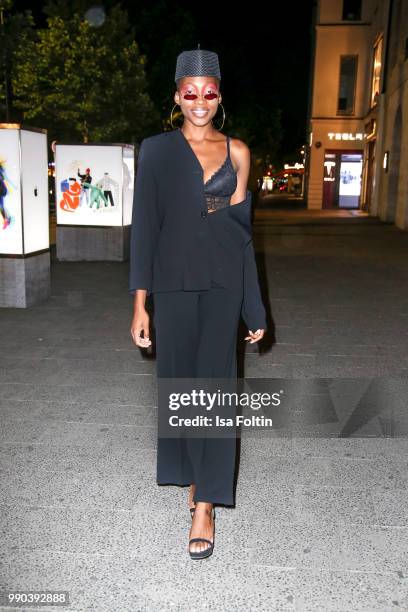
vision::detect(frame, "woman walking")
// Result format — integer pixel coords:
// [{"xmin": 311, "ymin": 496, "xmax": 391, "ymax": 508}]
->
[{"xmin": 129, "ymin": 47, "xmax": 266, "ymax": 559}]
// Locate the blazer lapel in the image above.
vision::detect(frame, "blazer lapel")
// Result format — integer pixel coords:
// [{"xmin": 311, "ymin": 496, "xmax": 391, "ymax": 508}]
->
[
  {"xmin": 175, "ymin": 128, "xmax": 205, "ymax": 178},
  {"xmin": 171, "ymin": 128, "xmax": 205, "ymax": 211}
]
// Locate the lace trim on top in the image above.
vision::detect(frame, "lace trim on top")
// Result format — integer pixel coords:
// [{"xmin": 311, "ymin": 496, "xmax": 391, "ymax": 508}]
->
[{"xmin": 203, "ymin": 136, "xmax": 237, "ymax": 212}]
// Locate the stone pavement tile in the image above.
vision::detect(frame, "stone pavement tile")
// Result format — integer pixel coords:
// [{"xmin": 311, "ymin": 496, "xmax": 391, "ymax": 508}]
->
[
  {"xmin": 293, "ymin": 568, "xmax": 408, "ymax": 611},
  {"xmin": 0, "ymin": 379, "xmax": 155, "ymax": 405},
  {"xmin": 290, "ymin": 363, "xmax": 405, "ymax": 377},
  {"xmin": 0, "ymin": 400, "xmax": 156, "ymax": 426},
  {"xmin": 1, "ymin": 498, "xmax": 285, "ymax": 568},
  {"xmin": 239, "ymin": 455, "xmax": 331, "ymax": 487},
  {"xmin": 288, "ymin": 411, "xmax": 343, "ymax": 431},
  {"xmin": 42, "ymin": 370, "xmax": 155, "ymax": 387},
  {"xmin": 239, "ymin": 436, "xmax": 294, "ymax": 457},
  {"xmin": 0, "ymin": 367, "xmax": 154, "ymax": 385},
  {"xmin": 0, "ymin": 319, "xmax": 128, "ymax": 335},
  {"xmin": 240, "ymin": 520, "xmax": 342, "ymax": 569},
  {"xmin": 338, "ymin": 524, "xmax": 408, "ymax": 572},
  {"xmin": 0, "ymin": 359, "xmax": 63, "ymax": 375},
  {"xmin": 292, "ymin": 437, "xmax": 408, "ymax": 460},
  {"xmin": 342, "ymin": 419, "xmax": 393, "ymax": 438},
  {"xmin": 0, "ymin": 462, "xmax": 209, "ymax": 517},
  {"xmin": 216, "ymin": 483, "xmax": 296, "ymax": 523},
  {"xmin": 47, "ymin": 353, "xmax": 153, "ymax": 374},
  {"xmin": 273, "ymin": 329, "xmax": 322, "ymax": 345},
  {"xmin": 0, "ymin": 418, "xmax": 156, "ymax": 448},
  {"xmin": 371, "ymin": 488, "xmax": 408, "ymax": 527},
  {"xmin": 0, "ymin": 443, "xmax": 157, "ymax": 475},
  {"xmin": 0, "ymin": 550, "xmax": 161, "ymax": 612},
  {"xmin": 273, "ymin": 354, "xmax": 318, "ymax": 367},
  {"xmin": 325, "ymin": 456, "xmax": 408, "ymax": 490},
  {"xmin": 142, "ymin": 563, "xmax": 295, "ymax": 611},
  {"xmin": 312, "ymin": 329, "xmax": 407, "ymax": 346},
  {"xmin": 0, "ymin": 550, "xmax": 296, "ymax": 611},
  {"xmin": 314, "ymin": 354, "xmax": 407, "ymax": 370},
  {"xmin": 0, "ymin": 334, "xmax": 138, "ymax": 350},
  {"xmin": 241, "ymin": 519, "xmax": 408, "ymax": 573},
  {"xmin": 1, "ymin": 506, "xmax": 187, "ymax": 555},
  {"xmin": 244, "ymin": 362, "xmax": 293, "ymax": 377},
  {"xmin": 1, "ymin": 343, "xmax": 149, "ymax": 361},
  {"xmin": 289, "ymin": 424, "xmax": 346, "ymax": 437},
  {"xmin": 264, "ymin": 342, "xmax": 320, "ymax": 359},
  {"xmin": 311, "ymin": 343, "xmax": 402, "ymax": 358},
  {"xmin": 293, "ymin": 485, "xmax": 377, "ymax": 526},
  {"xmin": 0, "ymin": 467, "xmax": 160, "ymax": 510}
]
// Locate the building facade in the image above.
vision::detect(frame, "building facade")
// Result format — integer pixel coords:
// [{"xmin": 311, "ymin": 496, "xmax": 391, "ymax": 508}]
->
[
  {"xmin": 306, "ymin": 0, "xmax": 408, "ymax": 229},
  {"xmin": 376, "ymin": 0, "xmax": 408, "ymax": 228}
]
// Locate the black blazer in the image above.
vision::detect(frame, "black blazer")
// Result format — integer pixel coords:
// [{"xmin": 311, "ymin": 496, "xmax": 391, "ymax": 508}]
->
[{"xmin": 129, "ymin": 128, "xmax": 266, "ymax": 331}]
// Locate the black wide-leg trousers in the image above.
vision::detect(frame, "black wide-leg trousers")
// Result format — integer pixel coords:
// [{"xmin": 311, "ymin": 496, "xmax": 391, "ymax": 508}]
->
[{"xmin": 153, "ymin": 283, "xmax": 243, "ymax": 505}]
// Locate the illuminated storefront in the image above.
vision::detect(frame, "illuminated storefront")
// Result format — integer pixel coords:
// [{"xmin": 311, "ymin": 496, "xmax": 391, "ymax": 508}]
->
[
  {"xmin": 323, "ymin": 149, "xmax": 363, "ymax": 208},
  {"xmin": 306, "ymin": 1, "xmax": 388, "ymax": 212},
  {"xmin": 308, "ymin": 124, "xmax": 365, "ymax": 209}
]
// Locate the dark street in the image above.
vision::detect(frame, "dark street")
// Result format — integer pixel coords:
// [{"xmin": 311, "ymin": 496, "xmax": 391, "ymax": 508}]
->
[
  {"xmin": 1, "ymin": 0, "xmax": 408, "ymax": 609},
  {"xmin": 1, "ymin": 209, "xmax": 408, "ymax": 610}
]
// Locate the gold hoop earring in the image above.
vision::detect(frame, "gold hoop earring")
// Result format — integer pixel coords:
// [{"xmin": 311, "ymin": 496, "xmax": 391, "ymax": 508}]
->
[
  {"xmin": 170, "ymin": 103, "xmax": 183, "ymax": 129},
  {"xmin": 212, "ymin": 102, "xmax": 225, "ymax": 131}
]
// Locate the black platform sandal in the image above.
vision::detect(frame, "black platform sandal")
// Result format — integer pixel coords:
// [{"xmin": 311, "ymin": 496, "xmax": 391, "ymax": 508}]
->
[{"xmin": 188, "ymin": 507, "xmax": 215, "ymax": 560}]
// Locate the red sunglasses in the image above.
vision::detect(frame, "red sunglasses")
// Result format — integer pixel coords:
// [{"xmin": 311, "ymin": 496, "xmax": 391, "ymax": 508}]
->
[{"xmin": 182, "ymin": 92, "xmax": 218, "ymax": 100}]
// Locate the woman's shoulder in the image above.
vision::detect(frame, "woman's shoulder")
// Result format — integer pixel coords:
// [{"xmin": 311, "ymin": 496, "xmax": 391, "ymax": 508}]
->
[
  {"xmin": 138, "ymin": 131, "xmax": 175, "ymax": 163},
  {"xmin": 141, "ymin": 130, "xmax": 173, "ymax": 148},
  {"xmin": 226, "ymin": 135, "xmax": 251, "ymax": 172},
  {"xmin": 227, "ymin": 135, "xmax": 250, "ymax": 155}
]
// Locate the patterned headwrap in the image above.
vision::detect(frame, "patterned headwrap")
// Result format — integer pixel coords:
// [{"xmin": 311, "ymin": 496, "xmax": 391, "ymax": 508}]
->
[{"xmin": 175, "ymin": 45, "xmax": 221, "ymax": 82}]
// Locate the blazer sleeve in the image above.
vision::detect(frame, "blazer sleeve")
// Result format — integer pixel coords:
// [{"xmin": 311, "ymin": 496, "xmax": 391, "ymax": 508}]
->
[
  {"xmin": 241, "ymin": 237, "xmax": 267, "ymax": 332},
  {"xmin": 129, "ymin": 139, "xmax": 160, "ymax": 297}
]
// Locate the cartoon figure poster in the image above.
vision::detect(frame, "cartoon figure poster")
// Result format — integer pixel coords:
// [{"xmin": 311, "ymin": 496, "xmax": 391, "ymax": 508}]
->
[
  {"xmin": 55, "ymin": 144, "xmax": 133, "ymax": 227},
  {"xmin": 0, "ymin": 130, "xmax": 23, "ymax": 254},
  {"xmin": 122, "ymin": 145, "xmax": 134, "ymax": 226}
]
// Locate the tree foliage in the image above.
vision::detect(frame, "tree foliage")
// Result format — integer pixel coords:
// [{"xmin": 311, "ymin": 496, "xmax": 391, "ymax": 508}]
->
[
  {"xmin": 0, "ymin": 0, "xmax": 36, "ymax": 119},
  {"xmin": 10, "ymin": 3, "xmax": 159, "ymax": 142},
  {"xmin": 1, "ymin": 0, "xmax": 285, "ymax": 163},
  {"xmin": 130, "ymin": 1, "xmax": 197, "ymax": 130}
]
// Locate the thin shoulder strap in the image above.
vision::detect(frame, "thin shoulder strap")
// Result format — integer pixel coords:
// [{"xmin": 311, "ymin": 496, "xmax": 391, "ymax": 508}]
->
[{"xmin": 226, "ymin": 135, "xmax": 231, "ymax": 158}]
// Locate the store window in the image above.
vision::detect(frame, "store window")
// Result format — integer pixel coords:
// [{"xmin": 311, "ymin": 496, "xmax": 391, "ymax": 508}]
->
[
  {"xmin": 371, "ymin": 36, "xmax": 383, "ymax": 107},
  {"xmin": 322, "ymin": 151, "xmax": 363, "ymax": 209},
  {"xmin": 342, "ymin": 0, "xmax": 362, "ymax": 21},
  {"xmin": 337, "ymin": 55, "xmax": 358, "ymax": 115},
  {"xmin": 339, "ymin": 153, "xmax": 363, "ymax": 208}
]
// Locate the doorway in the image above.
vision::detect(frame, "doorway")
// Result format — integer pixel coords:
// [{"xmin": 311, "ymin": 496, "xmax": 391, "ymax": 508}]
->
[{"xmin": 322, "ymin": 150, "xmax": 363, "ymax": 209}]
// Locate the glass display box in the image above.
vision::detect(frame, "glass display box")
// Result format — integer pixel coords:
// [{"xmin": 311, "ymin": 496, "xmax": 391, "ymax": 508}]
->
[
  {"xmin": 55, "ymin": 143, "xmax": 134, "ymax": 261},
  {"xmin": 0, "ymin": 124, "xmax": 50, "ymax": 307}
]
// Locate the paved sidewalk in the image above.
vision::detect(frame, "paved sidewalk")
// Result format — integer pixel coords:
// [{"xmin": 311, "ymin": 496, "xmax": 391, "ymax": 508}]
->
[{"xmin": 1, "ymin": 213, "xmax": 408, "ymax": 611}]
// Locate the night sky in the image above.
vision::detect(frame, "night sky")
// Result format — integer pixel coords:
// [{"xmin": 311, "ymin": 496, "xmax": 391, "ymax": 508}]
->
[
  {"xmin": 175, "ymin": 0, "xmax": 315, "ymax": 156},
  {"xmin": 13, "ymin": 1, "xmax": 315, "ymax": 159}
]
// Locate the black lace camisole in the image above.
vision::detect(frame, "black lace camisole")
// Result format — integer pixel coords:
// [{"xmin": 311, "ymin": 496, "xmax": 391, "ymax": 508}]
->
[{"xmin": 204, "ymin": 135, "xmax": 237, "ymax": 212}]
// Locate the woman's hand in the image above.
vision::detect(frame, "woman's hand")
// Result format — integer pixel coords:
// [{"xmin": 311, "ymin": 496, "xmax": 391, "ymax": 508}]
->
[
  {"xmin": 244, "ymin": 328, "xmax": 265, "ymax": 344},
  {"xmin": 130, "ymin": 307, "xmax": 152, "ymax": 348}
]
